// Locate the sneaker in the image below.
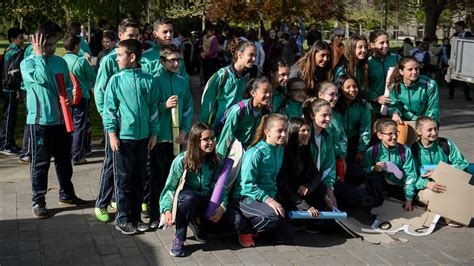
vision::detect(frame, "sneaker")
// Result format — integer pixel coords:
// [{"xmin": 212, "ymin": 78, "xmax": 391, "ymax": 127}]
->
[
  {"xmin": 19, "ymin": 156, "xmax": 31, "ymax": 164},
  {"xmin": 170, "ymin": 237, "xmax": 184, "ymax": 257},
  {"xmin": 189, "ymin": 220, "xmax": 207, "ymax": 243},
  {"xmin": 0, "ymin": 147, "xmax": 20, "ymax": 156},
  {"xmin": 32, "ymin": 204, "xmax": 49, "ymax": 219},
  {"xmin": 59, "ymin": 196, "xmax": 89, "ymax": 206},
  {"xmin": 303, "ymin": 221, "xmax": 321, "ymax": 234},
  {"xmin": 137, "ymin": 221, "xmax": 149, "ymax": 232},
  {"xmin": 95, "ymin": 207, "xmax": 110, "ymax": 223},
  {"xmin": 149, "ymin": 220, "xmax": 159, "ymax": 230},
  {"xmin": 72, "ymin": 158, "xmax": 88, "ymax": 165},
  {"xmin": 115, "ymin": 222, "xmax": 137, "ymax": 235},
  {"xmin": 83, "ymin": 149, "xmax": 93, "ymax": 157},
  {"xmin": 110, "ymin": 201, "xmax": 117, "ymax": 209},
  {"xmin": 238, "ymin": 233, "xmax": 255, "ymax": 248}
]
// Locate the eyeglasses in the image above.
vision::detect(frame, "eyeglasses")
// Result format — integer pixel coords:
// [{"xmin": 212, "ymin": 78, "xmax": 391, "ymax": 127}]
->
[
  {"xmin": 325, "ymin": 92, "xmax": 340, "ymax": 98},
  {"xmin": 165, "ymin": 58, "xmax": 181, "ymax": 64},
  {"xmin": 200, "ymin": 136, "xmax": 216, "ymax": 142},
  {"xmin": 380, "ymin": 131, "xmax": 400, "ymax": 137}
]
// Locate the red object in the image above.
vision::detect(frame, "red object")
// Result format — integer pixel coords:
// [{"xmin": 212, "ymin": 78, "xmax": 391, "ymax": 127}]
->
[
  {"xmin": 336, "ymin": 158, "xmax": 345, "ymax": 183},
  {"xmin": 55, "ymin": 73, "xmax": 75, "ymax": 132},
  {"xmin": 69, "ymin": 72, "xmax": 83, "ymax": 106}
]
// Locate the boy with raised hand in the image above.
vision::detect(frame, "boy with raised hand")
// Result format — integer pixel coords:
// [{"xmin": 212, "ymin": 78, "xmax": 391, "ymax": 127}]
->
[
  {"xmin": 140, "ymin": 17, "xmax": 189, "ymax": 82},
  {"xmin": 20, "ymin": 21, "xmax": 88, "ymax": 219},
  {"xmin": 148, "ymin": 44, "xmax": 193, "ymax": 227},
  {"xmin": 63, "ymin": 33, "xmax": 96, "ymax": 165},
  {"xmin": 0, "ymin": 27, "xmax": 25, "ymax": 155},
  {"xmin": 103, "ymin": 39, "xmax": 159, "ymax": 235},
  {"xmin": 94, "ymin": 18, "xmax": 140, "ymax": 223}
]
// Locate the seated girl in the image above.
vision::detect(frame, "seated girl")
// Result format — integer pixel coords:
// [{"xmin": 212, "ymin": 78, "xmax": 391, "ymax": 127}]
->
[
  {"xmin": 160, "ymin": 123, "xmax": 245, "ymax": 257},
  {"xmin": 233, "ymin": 114, "xmax": 294, "ymax": 247}
]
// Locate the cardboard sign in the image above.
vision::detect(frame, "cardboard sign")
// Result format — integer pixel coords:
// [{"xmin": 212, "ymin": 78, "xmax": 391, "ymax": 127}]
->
[
  {"xmin": 424, "ymin": 161, "xmax": 473, "ymax": 225},
  {"xmin": 397, "ymin": 121, "xmax": 417, "ymax": 146}
]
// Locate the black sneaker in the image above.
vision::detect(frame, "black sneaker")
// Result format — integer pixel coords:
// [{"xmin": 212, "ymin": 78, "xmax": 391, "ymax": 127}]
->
[
  {"xmin": 189, "ymin": 220, "xmax": 208, "ymax": 243},
  {"xmin": 115, "ymin": 222, "xmax": 137, "ymax": 235},
  {"xmin": 32, "ymin": 204, "xmax": 49, "ymax": 219},
  {"xmin": 149, "ymin": 220, "xmax": 160, "ymax": 230},
  {"xmin": 59, "ymin": 196, "xmax": 89, "ymax": 206},
  {"xmin": 72, "ymin": 158, "xmax": 88, "ymax": 165},
  {"xmin": 136, "ymin": 221, "xmax": 149, "ymax": 232},
  {"xmin": 0, "ymin": 147, "xmax": 20, "ymax": 156}
]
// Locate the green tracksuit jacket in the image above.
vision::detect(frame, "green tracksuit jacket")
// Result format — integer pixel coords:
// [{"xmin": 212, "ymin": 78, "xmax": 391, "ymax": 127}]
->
[
  {"xmin": 388, "ymin": 75, "xmax": 439, "ymax": 122},
  {"xmin": 363, "ymin": 142, "xmax": 418, "ymax": 200},
  {"xmin": 279, "ymin": 99, "xmax": 303, "ymax": 119},
  {"xmin": 337, "ymin": 100, "xmax": 372, "ymax": 153},
  {"xmin": 20, "ymin": 54, "xmax": 73, "ymax": 125},
  {"xmin": 309, "ymin": 125, "xmax": 337, "ymax": 187},
  {"xmin": 412, "ymin": 139, "xmax": 469, "ymax": 172},
  {"xmin": 156, "ymin": 70, "xmax": 193, "ymax": 143},
  {"xmin": 160, "ymin": 152, "xmax": 227, "ymax": 213},
  {"xmin": 330, "ymin": 111, "xmax": 348, "ymax": 158},
  {"xmin": 63, "ymin": 52, "xmax": 96, "ymax": 100},
  {"xmin": 233, "ymin": 140, "xmax": 284, "ymax": 202},
  {"xmin": 367, "ymin": 53, "xmax": 400, "ymax": 114},
  {"xmin": 200, "ymin": 65, "xmax": 250, "ymax": 129},
  {"xmin": 94, "ymin": 47, "xmax": 119, "ymax": 117},
  {"xmin": 103, "ymin": 68, "xmax": 159, "ymax": 140}
]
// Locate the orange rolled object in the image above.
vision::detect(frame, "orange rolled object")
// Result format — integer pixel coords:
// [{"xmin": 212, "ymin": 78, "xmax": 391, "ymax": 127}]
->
[
  {"xmin": 397, "ymin": 123, "xmax": 408, "ymax": 145},
  {"xmin": 336, "ymin": 158, "xmax": 345, "ymax": 183},
  {"xmin": 55, "ymin": 73, "xmax": 75, "ymax": 132}
]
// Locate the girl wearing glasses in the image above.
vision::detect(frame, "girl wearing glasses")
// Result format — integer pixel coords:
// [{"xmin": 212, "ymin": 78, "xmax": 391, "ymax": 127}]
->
[
  {"xmin": 387, "ymin": 56, "xmax": 439, "ymax": 124},
  {"xmin": 160, "ymin": 122, "xmax": 245, "ymax": 257},
  {"xmin": 278, "ymin": 77, "xmax": 307, "ymax": 119},
  {"xmin": 288, "ymin": 40, "xmax": 331, "ymax": 96},
  {"xmin": 362, "ymin": 118, "xmax": 420, "ymax": 211}
]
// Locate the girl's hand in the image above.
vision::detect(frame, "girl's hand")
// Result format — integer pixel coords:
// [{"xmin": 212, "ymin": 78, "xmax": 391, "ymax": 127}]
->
[
  {"xmin": 148, "ymin": 136, "xmax": 157, "ymax": 150},
  {"xmin": 427, "ymin": 182, "xmax": 447, "ymax": 193},
  {"xmin": 376, "ymin": 95, "xmax": 391, "ymax": 105},
  {"xmin": 374, "ymin": 162, "xmax": 386, "ymax": 172},
  {"xmin": 355, "ymin": 152, "xmax": 365, "ymax": 164},
  {"xmin": 265, "ymin": 197, "xmax": 285, "ymax": 217},
  {"xmin": 31, "ymin": 33, "xmax": 45, "ymax": 56},
  {"xmin": 403, "ymin": 200, "xmax": 413, "ymax": 211},
  {"xmin": 208, "ymin": 206, "xmax": 224, "ymax": 223},
  {"xmin": 326, "ymin": 188, "xmax": 337, "ymax": 208},
  {"xmin": 392, "ymin": 113, "xmax": 404, "ymax": 124},
  {"xmin": 297, "ymin": 185, "xmax": 309, "ymax": 196},
  {"xmin": 421, "ymin": 169, "xmax": 433, "ymax": 178},
  {"xmin": 164, "ymin": 210, "xmax": 173, "ymax": 226},
  {"xmin": 307, "ymin": 206, "xmax": 320, "ymax": 217}
]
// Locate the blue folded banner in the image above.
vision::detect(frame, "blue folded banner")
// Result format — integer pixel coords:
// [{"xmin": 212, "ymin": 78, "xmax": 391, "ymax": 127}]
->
[
  {"xmin": 421, "ymin": 163, "xmax": 474, "ymax": 175},
  {"xmin": 288, "ymin": 211, "xmax": 348, "ymax": 220}
]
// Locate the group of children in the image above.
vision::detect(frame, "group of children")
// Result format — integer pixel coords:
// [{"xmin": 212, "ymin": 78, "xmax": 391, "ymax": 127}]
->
[{"xmin": 13, "ymin": 18, "xmax": 471, "ymax": 258}]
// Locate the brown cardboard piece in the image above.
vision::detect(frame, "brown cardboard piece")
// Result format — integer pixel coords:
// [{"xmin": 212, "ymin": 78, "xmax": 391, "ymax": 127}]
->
[
  {"xmin": 397, "ymin": 121, "xmax": 417, "ymax": 146},
  {"xmin": 337, "ymin": 217, "xmax": 397, "ymax": 244},
  {"xmin": 423, "ymin": 161, "xmax": 473, "ymax": 226}
]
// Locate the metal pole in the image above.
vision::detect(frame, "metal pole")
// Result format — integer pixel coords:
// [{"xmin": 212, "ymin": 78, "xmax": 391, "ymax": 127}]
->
[{"xmin": 88, "ymin": 8, "xmax": 91, "ymax": 43}]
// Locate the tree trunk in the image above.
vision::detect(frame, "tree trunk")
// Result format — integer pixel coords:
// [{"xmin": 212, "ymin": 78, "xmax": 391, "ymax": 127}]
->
[{"xmin": 423, "ymin": 0, "xmax": 447, "ymax": 39}]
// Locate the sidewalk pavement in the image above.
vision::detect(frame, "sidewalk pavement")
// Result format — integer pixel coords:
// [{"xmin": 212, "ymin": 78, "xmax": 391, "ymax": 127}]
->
[{"xmin": 0, "ymin": 80, "xmax": 473, "ymax": 265}]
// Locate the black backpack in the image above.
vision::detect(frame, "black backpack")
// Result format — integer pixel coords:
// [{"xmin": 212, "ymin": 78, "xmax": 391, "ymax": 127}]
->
[{"xmin": 2, "ymin": 48, "xmax": 25, "ymax": 90}]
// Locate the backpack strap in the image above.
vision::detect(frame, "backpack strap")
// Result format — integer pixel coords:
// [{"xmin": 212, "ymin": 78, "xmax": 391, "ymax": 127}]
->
[
  {"xmin": 398, "ymin": 143, "xmax": 406, "ymax": 164},
  {"xmin": 372, "ymin": 143, "xmax": 379, "ymax": 163},
  {"xmin": 236, "ymin": 101, "xmax": 246, "ymax": 123}
]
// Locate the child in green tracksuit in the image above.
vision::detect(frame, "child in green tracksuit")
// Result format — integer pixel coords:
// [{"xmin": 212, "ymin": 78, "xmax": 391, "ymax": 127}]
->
[
  {"xmin": 103, "ymin": 39, "xmax": 159, "ymax": 235},
  {"xmin": 94, "ymin": 19, "xmax": 139, "ymax": 223},
  {"xmin": 412, "ymin": 116, "xmax": 469, "ymax": 177},
  {"xmin": 278, "ymin": 77, "xmax": 307, "ymax": 119},
  {"xmin": 387, "ymin": 57, "xmax": 439, "ymax": 124},
  {"xmin": 139, "ymin": 17, "xmax": 189, "ymax": 82},
  {"xmin": 148, "ymin": 44, "xmax": 193, "ymax": 226},
  {"xmin": 303, "ymin": 98, "xmax": 364, "ymax": 209},
  {"xmin": 63, "ymin": 34, "xmax": 96, "ymax": 164},
  {"xmin": 233, "ymin": 113, "xmax": 294, "ymax": 247},
  {"xmin": 200, "ymin": 38, "xmax": 256, "ymax": 129},
  {"xmin": 367, "ymin": 30, "xmax": 400, "ymax": 117},
  {"xmin": 160, "ymin": 122, "xmax": 245, "ymax": 257},
  {"xmin": 363, "ymin": 119, "xmax": 424, "ymax": 211},
  {"xmin": 216, "ymin": 77, "xmax": 272, "ymax": 158},
  {"xmin": 67, "ymin": 21, "xmax": 92, "ymax": 59},
  {"xmin": 21, "ymin": 22, "xmax": 88, "ymax": 219}
]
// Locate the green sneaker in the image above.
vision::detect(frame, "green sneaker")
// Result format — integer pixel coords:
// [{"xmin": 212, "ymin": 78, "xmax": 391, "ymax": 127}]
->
[
  {"xmin": 110, "ymin": 201, "xmax": 117, "ymax": 209},
  {"xmin": 141, "ymin": 203, "xmax": 148, "ymax": 212},
  {"xmin": 95, "ymin": 207, "xmax": 110, "ymax": 223}
]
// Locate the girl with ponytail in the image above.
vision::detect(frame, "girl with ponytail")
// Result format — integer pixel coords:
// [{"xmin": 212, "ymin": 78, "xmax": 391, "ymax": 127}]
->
[
  {"xmin": 233, "ymin": 114, "xmax": 294, "ymax": 247},
  {"xmin": 200, "ymin": 38, "xmax": 257, "ymax": 129},
  {"xmin": 303, "ymin": 98, "xmax": 364, "ymax": 210},
  {"xmin": 387, "ymin": 56, "xmax": 439, "ymax": 124}
]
